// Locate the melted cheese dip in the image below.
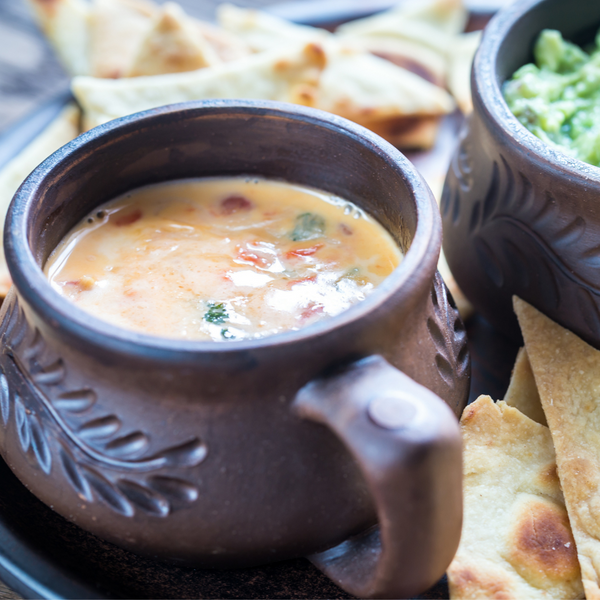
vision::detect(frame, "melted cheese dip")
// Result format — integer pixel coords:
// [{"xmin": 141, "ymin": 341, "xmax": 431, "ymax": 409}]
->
[{"xmin": 45, "ymin": 178, "xmax": 402, "ymax": 341}]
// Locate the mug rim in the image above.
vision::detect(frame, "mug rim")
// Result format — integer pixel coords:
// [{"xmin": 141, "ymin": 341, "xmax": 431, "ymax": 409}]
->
[
  {"xmin": 5, "ymin": 99, "xmax": 440, "ymax": 361},
  {"xmin": 473, "ymin": 0, "xmax": 600, "ymax": 184}
]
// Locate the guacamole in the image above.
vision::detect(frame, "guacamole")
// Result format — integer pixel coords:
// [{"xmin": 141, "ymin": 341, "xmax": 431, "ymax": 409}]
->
[{"xmin": 503, "ymin": 29, "xmax": 600, "ymax": 167}]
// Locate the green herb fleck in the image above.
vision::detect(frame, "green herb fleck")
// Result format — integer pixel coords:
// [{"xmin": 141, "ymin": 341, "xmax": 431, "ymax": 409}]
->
[
  {"xmin": 289, "ymin": 213, "xmax": 326, "ymax": 241},
  {"xmin": 221, "ymin": 328, "xmax": 235, "ymax": 339},
  {"xmin": 204, "ymin": 302, "xmax": 228, "ymax": 324},
  {"xmin": 335, "ymin": 268, "xmax": 359, "ymax": 284}
]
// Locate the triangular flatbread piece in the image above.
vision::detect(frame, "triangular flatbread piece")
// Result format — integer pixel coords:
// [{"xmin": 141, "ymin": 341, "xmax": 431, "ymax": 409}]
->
[
  {"xmin": 25, "ymin": 0, "xmax": 91, "ymax": 76},
  {"xmin": 316, "ymin": 45, "xmax": 455, "ymax": 148},
  {"xmin": 448, "ymin": 395, "xmax": 582, "ymax": 599},
  {"xmin": 217, "ymin": 3, "xmax": 328, "ymax": 53},
  {"xmin": 341, "ymin": 36, "xmax": 447, "ymax": 87},
  {"xmin": 216, "ymin": 5, "xmax": 454, "ymax": 148},
  {"xmin": 89, "ymin": 0, "xmax": 156, "ymax": 78},
  {"xmin": 514, "ymin": 296, "xmax": 600, "ymax": 600},
  {"xmin": 336, "ymin": 0, "xmax": 466, "ymax": 55},
  {"xmin": 73, "ymin": 42, "xmax": 326, "ymax": 129},
  {"xmin": 504, "ymin": 346, "xmax": 547, "ymax": 426},
  {"xmin": 399, "ymin": 0, "xmax": 468, "ymax": 35},
  {"xmin": 447, "ymin": 31, "xmax": 482, "ymax": 114},
  {"xmin": 127, "ymin": 2, "xmax": 220, "ymax": 77},
  {"xmin": 437, "ymin": 249, "xmax": 473, "ymax": 321},
  {"xmin": 194, "ymin": 19, "xmax": 251, "ymax": 63}
]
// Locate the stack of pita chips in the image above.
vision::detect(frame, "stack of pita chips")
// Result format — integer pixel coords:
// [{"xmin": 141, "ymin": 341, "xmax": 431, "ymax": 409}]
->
[
  {"xmin": 448, "ymin": 296, "xmax": 600, "ymax": 599},
  {"xmin": 26, "ymin": 0, "xmax": 250, "ymax": 78},
  {"xmin": 25, "ymin": 0, "xmax": 480, "ymax": 146}
]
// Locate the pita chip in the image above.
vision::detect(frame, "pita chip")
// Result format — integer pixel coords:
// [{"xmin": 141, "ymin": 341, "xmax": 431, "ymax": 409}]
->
[
  {"xmin": 25, "ymin": 0, "xmax": 91, "ymax": 76},
  {"xmin": 316, "ymin": 45, "xmax": 455, "ymax": 148},
  {"xmin": 0, "ymin": 104, "xmax": 81, "ymax": 298},
  {"xmin": 73, "ymin": 42, "xmax": 326, "ymax": 129},
  {"xmin": 217, "ymin": 3, "xmax": 328, "ymax": 53},
  {"xmin": 514, "ymin": 296, "xmax": 600, "ymax": 600},
  {"xmin": 341, "ymin": 36, "xmax": 447, "ymax": 88},
  {"xmin": 336, "ymin": 0, "xmax": 466, "ymax": 56},
  {"xmin": 219, "ymin": 4, "xmax": 446, "ymax": 87},
  {"xmin": 88, "ymin": 0, "xmax": 156, "ymax": 79},
  {"xmin": 126, "ymin": 2, "xmax": 221, "ymax": 77},
  {"xmin": 447, "ymin": 395, "xmax": 583, "ymax": 599},
  {"xmin": 216, "ymin": 5, "xmax": 454, "ymax": 147},
  {"xmin": 437, "ymin": 250, "xmax": 473, "ymax": 321},
  {"xmin": 448, "ymin": 31, "xmax": 482, "ymax": 114},
  {"xmin": 194, "ymin": 20, "xmax": 250, "ymax": 63},
  {"xmin": 399, "ymin": 0, "xmax": 468, "ymax": 36},
  {"xmin": 504, "ymin": 346, "xmax": 547, "ymax": 426}
]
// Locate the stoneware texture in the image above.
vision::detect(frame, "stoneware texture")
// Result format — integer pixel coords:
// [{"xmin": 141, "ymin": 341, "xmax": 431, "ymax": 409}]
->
[
  {"xmin": 442, "ymin": 0, "xmax": 600, "ymax": 347},
  {"xmin": 1, "ymin": 100, "xmax": 469, "ymax": 599}
]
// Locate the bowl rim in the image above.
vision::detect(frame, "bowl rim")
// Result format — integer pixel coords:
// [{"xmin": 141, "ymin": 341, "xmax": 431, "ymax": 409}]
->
[
  {"xmin": 473, "ymin": 0, "xmax": 600, "ymax": 183},
  {"xmin": 5, "ymin": 99, "xmax": 440, "ymax": 362}
]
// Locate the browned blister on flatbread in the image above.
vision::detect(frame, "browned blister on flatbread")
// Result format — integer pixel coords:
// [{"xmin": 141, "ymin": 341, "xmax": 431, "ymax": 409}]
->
[
  {"xmin": 514, "ymin": 296, "xmax": 600, "ymax": 600},
  {"xmin": 447, "ymin": 395, "xmax": 583, "ymax": 599}
]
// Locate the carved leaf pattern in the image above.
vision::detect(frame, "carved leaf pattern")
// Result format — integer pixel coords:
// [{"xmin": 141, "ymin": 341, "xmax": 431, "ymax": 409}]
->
[
  {"xmin": 441, "ymin": 123, "xmax": 473, "ymax": 224},
  {"xmin": 54, "ymin": 389, "xmax": 96, "ymax": 413},
  {"xmin": 427, "ymin": 272, "xmax": 469, "ymax": 388},
  {"xmin": 14, "ymin": 394, "xmax": 52, "ymax": 474},
  {"xmin": 58, "ymin": 441, "xmax": 200, "ymax": 517},
  {"xmin": 0, "ymin": 294, "xmax": 204, "ymax": 517},
  {"xmin": 445, "ymin": 129, "xmax": 600, "ymax": 340}
]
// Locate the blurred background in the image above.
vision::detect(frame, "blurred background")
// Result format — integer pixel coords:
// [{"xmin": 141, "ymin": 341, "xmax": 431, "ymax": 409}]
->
[
  {"xmin": 0, "ymin": 0, "xmax": 284, "ymax": 133},
  {"xmin": 0, "ymin": 0, "xmax": 511, "ymax": 134}
]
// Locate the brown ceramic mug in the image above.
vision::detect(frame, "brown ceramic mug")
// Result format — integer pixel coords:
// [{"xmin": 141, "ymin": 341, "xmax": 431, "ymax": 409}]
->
[{"xmin": 0, "ymin": 100, "xmax": 468, "ymax": 599}]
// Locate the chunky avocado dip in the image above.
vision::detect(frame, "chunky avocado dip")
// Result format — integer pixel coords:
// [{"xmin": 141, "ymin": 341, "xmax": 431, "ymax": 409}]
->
[{"xmin": 503, "ymin": 29, "xmax": 600, "ymax": 167}]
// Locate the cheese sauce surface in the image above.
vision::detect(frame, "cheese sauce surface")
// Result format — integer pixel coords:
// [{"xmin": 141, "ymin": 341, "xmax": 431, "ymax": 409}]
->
[{"xmin": 45, "ymin": 178, "xmax": 402, "ymax": 341}]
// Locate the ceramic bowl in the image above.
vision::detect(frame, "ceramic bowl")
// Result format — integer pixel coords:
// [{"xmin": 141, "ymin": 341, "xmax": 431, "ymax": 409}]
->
[
  {"xmin": 442, "ymin": 0, "xmax": 600, "ymax": 346},
  {"xmin": 1, "ymin": 100, "xmax": 469, "ymax": 599}
]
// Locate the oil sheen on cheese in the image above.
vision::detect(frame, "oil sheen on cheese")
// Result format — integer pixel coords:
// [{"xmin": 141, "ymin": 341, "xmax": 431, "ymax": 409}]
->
[{"xmin": 45, "ymin": 177, "xmax": 402, "ymax": 341}]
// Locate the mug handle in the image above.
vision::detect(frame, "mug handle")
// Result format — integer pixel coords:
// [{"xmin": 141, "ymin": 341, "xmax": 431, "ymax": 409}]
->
[{"xmin": 293, "ymin": 355, "xmax": 462, "ymax": 599}]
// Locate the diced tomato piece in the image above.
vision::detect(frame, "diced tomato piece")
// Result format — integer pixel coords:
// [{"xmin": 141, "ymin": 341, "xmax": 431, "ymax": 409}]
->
[
  {"xmin": 286, "ymin": 244, "xmax": 323, "ymax": 259},
  {"xmin": 289, "ymin": 275, "xmax": 317, "ymax": 287},
  {"xmin": 299, "ymin": 304, "xmax": 324, "ymax": 321},
  {"xmin": 113, "ymin": 209, "xmax": 142, "ymax": 227},
  {"xmin": 221, "ymin": 195, "xmax": 253, "ymax": 215},
  {"xmin": 237, "ymin": 248, "xmax": 269, "ymax": 268}
]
